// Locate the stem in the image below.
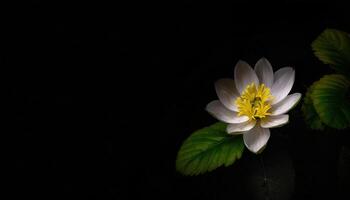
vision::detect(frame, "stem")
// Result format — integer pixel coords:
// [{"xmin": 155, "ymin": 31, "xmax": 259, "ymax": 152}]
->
[{"xmin": 260, "ymin": 154, "xmax": 270, "ymax": 198}]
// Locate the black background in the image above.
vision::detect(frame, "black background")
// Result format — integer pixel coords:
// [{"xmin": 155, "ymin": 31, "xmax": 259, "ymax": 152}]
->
[{"xmin": 5, "ymin": 1, "xmax": 350, "ymax": 200}]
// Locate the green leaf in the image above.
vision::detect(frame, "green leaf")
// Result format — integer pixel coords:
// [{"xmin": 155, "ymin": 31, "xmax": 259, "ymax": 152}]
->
[
  {"xmin": 312, "ymin": 29, "xmax": 350, "ymax": 77},
  {"xmin": 301, "ymin": 82, "xmax": 325, "ymax": 130},
  {"xmin": 311, "ymin": 74, "xmax": 350, "ymax": 129},
  {"xmin": 176, "ymin": 122, "xmax": 244, "ymax": 176}
]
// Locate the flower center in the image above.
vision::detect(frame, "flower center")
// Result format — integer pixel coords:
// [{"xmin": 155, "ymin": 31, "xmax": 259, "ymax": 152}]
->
[{"xmin": 235, "ymin": 83, "xmax": 274, "ymax": 120}]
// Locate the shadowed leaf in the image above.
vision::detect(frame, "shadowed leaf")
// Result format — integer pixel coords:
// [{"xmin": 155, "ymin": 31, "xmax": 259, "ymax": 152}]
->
[
  {"xmin": 311, "ymin": 74, "xmax": 350, "ymax": 129},
  {"xmin": 312, "ymin": 29, "xmax": 350, "ymax": 77},
  {"xmin": 302, "ymin": 81, "xmax": 325, "ymax": 130}
]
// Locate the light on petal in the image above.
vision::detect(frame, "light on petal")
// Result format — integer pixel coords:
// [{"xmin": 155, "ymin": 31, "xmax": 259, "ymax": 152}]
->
[
  {"xmin": 226, "ymin": 120, "xmax": 256, "ymax": 134},
  {"xmin": 215, "ymin": 79, "xmax": 240, "ymax": 112},
  {"xmin": 206, "ymin": 100, "xmax": 249, "ymax": 123},
  {"xmin": 234, "ymin": 60, "xmax": 259, "ymax": 94},
  {"xmin": 254, "ymin": 57, "xmax": 274, "ymax": 88},
  {"xmin": 243, "ymin": 126, "xmax": 270, "ymax": 153},
  {"xmin": 260, "ymin": 115, "xmax": 289, "ymax": 128},
  {"xmin": 270, "ymin": 93, "xmax": 301, "ymax": 115},
  {"xmin": 271, "ymin": 67, "xmax": 295, "ymax": 104}
]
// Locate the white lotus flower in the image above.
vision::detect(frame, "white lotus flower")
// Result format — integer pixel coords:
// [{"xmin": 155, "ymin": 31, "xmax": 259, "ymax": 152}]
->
[{"xmin": 206, "ymin": 58, "xmax": 301, "ymax": 153}]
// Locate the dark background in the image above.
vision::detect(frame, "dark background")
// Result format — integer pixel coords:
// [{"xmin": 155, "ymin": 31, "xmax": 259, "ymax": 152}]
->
[{"xmin": 5, "ymin": 1, "xmax": 350, "ymax": 200}]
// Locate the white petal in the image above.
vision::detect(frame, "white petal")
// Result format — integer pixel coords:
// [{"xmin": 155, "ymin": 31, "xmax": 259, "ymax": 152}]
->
[
  {"xmin": 270, "ymin": 67, "xmax": 295, "ymax": 104},
  {"xmin": 270, "ymin": 93, "xmax": 301, "ymax": 115},
  {"xmin": 226, "ymin": 120, "xmax": 256, "ymax": 134},
  {"xmin": 234, "ymin": 60, "xmax": 259, "ymax": 94},
  {"xmin": 243, "ymin": 126, "xmax": 270, "ymax": 153},
  {"xmin": 254, "ymin": 57, "xmax": 274, "ymax": 88},
  {"xmin": 260, "ymin": 115, "xmax": 289, "ymax": 128},
  {"xmin": 206, "ymin": 100, "xmax": 249, "ymax": 123},
  {"xmin": 215, "ymin": 79, "xmax": 240, "ymax": 111}
]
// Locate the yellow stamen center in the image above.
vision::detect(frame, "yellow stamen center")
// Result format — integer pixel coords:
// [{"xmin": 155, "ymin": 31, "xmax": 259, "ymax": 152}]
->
[{"xmin": 235, "ymin": 83, "xmax": 274, "ymax": 120}]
